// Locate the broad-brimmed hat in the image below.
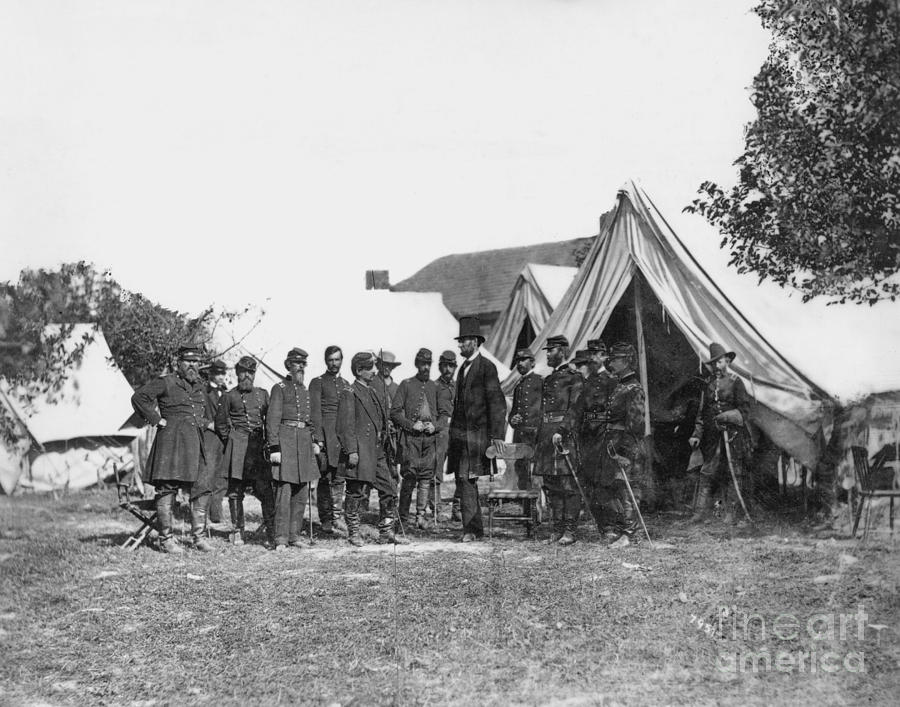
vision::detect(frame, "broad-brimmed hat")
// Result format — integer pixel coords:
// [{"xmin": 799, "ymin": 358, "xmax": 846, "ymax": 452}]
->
[
  {"xmin": 706, "ymin": 343, "xmax": 736, "ymax": 364},
  {"xmin": 285, "ymin": 348, "xmax": 308, "ymax": 367},
  {"xmin": 543, "ymin": 334, "xmax": 569, "ymax": 350},
  {"xmin": 377, "ymin": 350, "xmax": 402, "ymax": 368},
  {"xmin": 235, "ymin": 355, "xmax": 257, "ymax": 372},
  {"xmin": 177, "ymin": 345, "xmax": 203, "ymax": 362},
  {"xmin": 439, "ymin": 350, "xmax": 457, "ymax": 365},
  {"xmin": 571, "ymin": 349, "xmax": 592, "ymax": 366},
  {"xmin": 454, "ymin": 316, "xmax": 484, "ymax": 342},
  {"xmin": 587, "ymin": 338, "xmax": 607, "ymax": 353},
  {"xmin": 514, "ymin": 348, "xmax": 535, "ymax": 362},
  {"xmin": 414, "ymin": 348, "xmax": 433, "ymax": 364},
  {"xmin": 202, "ymin": 359, "xmax": 227, "ymax": 375}
]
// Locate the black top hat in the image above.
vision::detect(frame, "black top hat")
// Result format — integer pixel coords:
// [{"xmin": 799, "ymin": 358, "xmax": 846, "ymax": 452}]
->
[
  {"xmin": 706, "ymin": 343, "xmax": 736, "ymax": 364},
  {"xmin": 454, "ymin": 316, "xmax": 484, "ymax": 342},
  {"xmin": 235, "ymin": 355, "xmax": 258, "ymax": 372},
  {"xmin": 543, "ymin": 334, "xmax": 569, "ymax": 350},
  {"xmin": 514, "ymin": 348, "xmax": 535, "ymax": 362},
  {"xmin": 439, "ymin": 350, "xmax": 457, "ymax": 365},
  {"xmin": 414, "ymin": 348, "xmax": 433, "ymax": 363}
]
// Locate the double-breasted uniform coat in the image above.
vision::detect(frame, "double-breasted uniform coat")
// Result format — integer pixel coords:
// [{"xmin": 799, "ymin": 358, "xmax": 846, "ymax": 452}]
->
[
  {"xmin": 215, "ymin": 387, "xmax": 270, "ymax": 482},
  {"xmin": 336, "ymin": 380, "xmax": 395, "ymax": 495},
  {"xmin": 508, "ymin": 371, "xmax": 543, "ymax": 488},
  {"xmin": 267, "ymin": 377, "xmax": 319, "ymax": 485}
]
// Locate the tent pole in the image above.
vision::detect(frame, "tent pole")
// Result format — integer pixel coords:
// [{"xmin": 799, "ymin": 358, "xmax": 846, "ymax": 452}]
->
[{"xmin": 633, "ymin": 278, "xmax": 651, "ymax": 437}]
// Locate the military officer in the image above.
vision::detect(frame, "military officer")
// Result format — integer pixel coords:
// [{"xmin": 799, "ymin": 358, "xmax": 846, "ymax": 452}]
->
[
  {"xmin": 565, "ymin": 340, "xmax": 618, "ymax": 538},
  {"xmin": 337, "ymin": 352, "xmax": 409, "ymax": 547},
  {"xmin": 215, "ymin": 356, "xmax": 275, "ymax": 546},
  {"xmin": 200, "ymin": 360, "xmax": 228, "ymax": 525},
  {"xmin": 131, "ymin": 345, "xmax": 208, "ymax": 553},
  {"xmin": 598, "ymin": 342, "xmax": 648, "ymax": 547},
  {"xmin": 689, "ymin": 343, "xmax": 753, "ymax": 525},
  {"xmin": 309, "ymin": 345, "xmax": 353, "ymax": 535},
  {"xmin": 430, "ymin": 350, "xmax": 457, "ymax": 520},
  {"xmin": 539, "ymin": 334, "xmax": 584, "ymax": 546},
  {"xmin": 571, "ymin": 349, "xmax": 592, "ymax": 380},
  {"xmin": 508, "ymin": 349, "xmax": 543, "ymax": 490},
  {"xmin": 391, "ymin": 348, "xmax": 442, "ymax": 529},
  {"xmin": 372, "ymin": 350, "xmax": 401, "ymax": 475},
  {"xmin": 267, "ymin": 348, "xmax": 320, "ymax": 550}
]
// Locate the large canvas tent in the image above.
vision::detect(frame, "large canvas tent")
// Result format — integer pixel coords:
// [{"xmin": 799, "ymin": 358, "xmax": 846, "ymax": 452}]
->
[
  {"xmin": 217, "ymin": 289, "xmax": 509, "ymax": 389},
  {"xmin": 504, "ymin": 181, "xmax": 871, "ymax": 470},
  {"xmin": 0, "ymin": 324, "xmax": 139, "ymax": 494},
  {"xmin": 486, "ymin": 264, "xmax": 577, "ymax": 367}
]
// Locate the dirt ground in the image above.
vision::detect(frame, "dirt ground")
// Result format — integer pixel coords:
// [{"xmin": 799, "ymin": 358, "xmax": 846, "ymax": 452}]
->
[{"xmin": 1, "ymin": 489, "xmax": 898, "ymax": 706}]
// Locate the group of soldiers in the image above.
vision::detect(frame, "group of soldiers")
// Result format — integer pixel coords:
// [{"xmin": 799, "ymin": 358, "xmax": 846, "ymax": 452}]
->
[{"xmin": 130, "ymin": 317, "xmax": 752, "ymax": 553}]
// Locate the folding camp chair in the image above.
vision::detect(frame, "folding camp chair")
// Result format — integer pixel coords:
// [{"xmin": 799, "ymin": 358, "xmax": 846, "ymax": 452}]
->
[
  {"xmin": 850, "ymin": 446, "xmax": 900, "ymax": 539},
  {"xmin": 486, "ymin": 441, "xmax": 539, "ymax": 539},
  {"xmin": 114, "ymin": 461, "xmax": 160, "ymax": 550}
]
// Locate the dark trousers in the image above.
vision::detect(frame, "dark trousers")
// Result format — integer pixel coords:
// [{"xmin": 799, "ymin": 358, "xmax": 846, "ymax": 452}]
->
[
  {"xmin": 543, "ymin": 475, "xmax": 582, "ymax": 533},
  {"xmin": 226, "ymin": 477, "xmax": 275, "ymax": 532},
  {"xmin": 316, "ymin": 464, "xmax": 346, "ymax": 525},
  {"xmin": 455, "ymin": 475, "xmax": 483, "ymax": 536},
  {"xmin": 274, "ymin": 481, "xmax": 309, "ymax": 545},
  {"xmin": 345, "ymin": 479, "xmax": 395, "ymax": 527}
]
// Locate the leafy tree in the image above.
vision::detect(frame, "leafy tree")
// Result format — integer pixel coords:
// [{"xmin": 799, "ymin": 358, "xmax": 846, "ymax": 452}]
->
[
  {"xmin": 686, "ymin": 0, "xmax": 900, "ymax": 304},
  {"xmin": 0, "ymin": 262, "xmax": 258, "ymax": 443}
]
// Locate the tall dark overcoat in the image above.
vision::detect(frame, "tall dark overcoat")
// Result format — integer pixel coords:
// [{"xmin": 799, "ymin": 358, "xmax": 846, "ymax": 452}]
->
[
  {"xmin": 336, "ymin": 380, "xmax": 395, "ymax": 494},
  {"xmin": 267, "ymin": 377, "xmax": 319, "ymax": 485},
  {"xmin": 447, "ymin": 354, "xmax": 507, "ymax": 478}
]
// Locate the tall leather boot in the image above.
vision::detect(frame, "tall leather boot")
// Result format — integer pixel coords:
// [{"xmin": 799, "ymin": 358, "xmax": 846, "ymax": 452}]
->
[
  {"xmin": 258, "ymin": 483, "xmax": 277, "ymax": 547},
  {"xmin": 191, "ymin": 495, "xmax": 213, "ymax": 552},
  {"xmin": 690, "ymin": 480, "xmax": 712, "ymax": 524},
  {"xmin": 331, "ymin": 479, "xmax": 348, "ymax": 534},
  {"xmin": 620, "ymin": 490, "xmax": 639, "ymax": 538},
  {"xmin": 156, "ymin": 492, "xmax": 183, "ymax": 554},
  {"xmin": 378, "ymin": 496, "xmax": 410, "ymax": 545},
  {"xmin": 544, "ymin": 493, "xmax": 565, "ymax": 544},
  {"xmin": 289, "ymin": 483, "xmax": 308, "ymax": 546},
  {"xmin": 415, "ymin": 478, "xmax": 431, "ymax": 529},
  {"xmin": 345, "ymin": 495, "xmax": 363, "ymax": 547},
  {"xmin": 317, "ymin": 476, "xmax": 334, "ymax": 533},
  {"xmin": 398, "ymin": 474, "xmax": 414, "ymax": 526},
  {"xmin": 229, "ymin": 497, "xmax": 245, "ymax": 545},
  {"xmin": 558, "ymin": 493, "xmax": 579, "ymax": 546}
]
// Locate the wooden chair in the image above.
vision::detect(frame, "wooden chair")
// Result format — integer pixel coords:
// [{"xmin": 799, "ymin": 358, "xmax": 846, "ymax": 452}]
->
[
  {"xmin": 114, "ymin": 461, "xmax": 160, "ymax": 550},
  {"xmin": 485, "ymin": 442, "xmax": 539, "ymax": 539},
  {"xmin": 850, "ymin": 446, "xmax": 900, "ymax": 539}
]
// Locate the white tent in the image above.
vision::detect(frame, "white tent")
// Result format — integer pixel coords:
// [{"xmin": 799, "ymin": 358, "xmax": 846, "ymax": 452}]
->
[
  {"xmin": 486, "ymin": 263, "xmax": 577, "ymax": 367},
  {"xmin": 504, "ymin": 181, "xmax": 899, "ymax": 469},
  {"xmin": 0, "ymin": 324, "xmax": 138, "ymax": 494},
  {"xmin": 217, "ymin": 289, "xmax": 509, "ymax": 388}
]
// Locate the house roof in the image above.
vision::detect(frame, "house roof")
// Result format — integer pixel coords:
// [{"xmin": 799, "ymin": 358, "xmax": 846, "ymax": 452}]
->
[{"xmin": 390, "ymin": 237, "xmax": 595, "ymax": 318}]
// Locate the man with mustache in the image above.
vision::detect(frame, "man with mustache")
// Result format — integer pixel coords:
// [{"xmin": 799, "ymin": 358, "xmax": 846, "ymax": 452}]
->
[
  {"xmin": 215, "ymin": 356, "xmax": 275, "ymax": 547},
  {"xmin": 309, "ymin": 345, "xmax": 352, "ymax": 535},
  {"xmin": 131, "ymin": 345, "xmax": 209, "ymax": 554}
]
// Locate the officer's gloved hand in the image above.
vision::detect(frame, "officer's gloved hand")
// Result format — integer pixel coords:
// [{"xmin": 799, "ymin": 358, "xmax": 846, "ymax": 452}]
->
[
  {"xmin": 688, "ymin": 437, "xmax": 700, "ymax": 449},
  {"xmin": 348, "ymin": 452, "xmax": 359, "ymax": 468},
  {"xmin": 424, "ymin": 422, "xmax": 435, "ymax": 435},
  {"xmin": 552, "ymin": 432, "xmax": 563, "ymax": 446},
  {"xmin": 269, "ymin": 452, "xmax": 282, "ymax": 465},
  {"xmin": 157, "ymin": 419, "xmax": 167, "ymax": 428},
  {"xmin": 413, "ymin": 421, "xmax": 425, "ymax": 432},
  {"xmin": 312, "ymin": 443, "xmax": 321, "ymax": 456},
  {"xmin": 510, "ymin": 413, "xmax": 523, "ymax": 426}
]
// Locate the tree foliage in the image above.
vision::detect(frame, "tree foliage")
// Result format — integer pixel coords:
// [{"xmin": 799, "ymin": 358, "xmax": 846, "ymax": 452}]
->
[
  {"xmin": 0, "ymin": 262, "xmax": 258, "ymax": 443},
  {"xmin": 686, "ymin": 0, "xmax": 900, "ymax": 304}
]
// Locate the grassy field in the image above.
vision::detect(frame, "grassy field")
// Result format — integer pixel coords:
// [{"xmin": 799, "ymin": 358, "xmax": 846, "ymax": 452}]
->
[{"xmin": 1, "ymin": 489, "xmax": 898, "ymax": 706}]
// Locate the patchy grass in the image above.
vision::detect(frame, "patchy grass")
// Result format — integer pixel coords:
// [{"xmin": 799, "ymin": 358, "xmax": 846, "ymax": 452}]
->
[{"xmin": 1, "ymin": 489, "xmax": 899, "ymax": 706}]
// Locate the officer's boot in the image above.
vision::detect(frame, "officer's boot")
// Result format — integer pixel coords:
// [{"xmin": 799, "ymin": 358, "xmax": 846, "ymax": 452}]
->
[
  {"xmin": 558, "ymin": 498, "xmax": 579, "ymax": 546},
  {"xmin": 191, "ymin": 495, "xmax": 213, "ymax": 552},
  {"xmin": 721, "ymin": 486, "xmax": 735, "ymax": 525},
  {"xmin": 415, "ymin": 478, "xmax": 431, "ymax": 530},
  {"xmin": 544, "ymin": 493, "xmax": 565, "ymax": 544},
  {"xmin": 229, "ymin": 497, "xmax": 245, "ymax": 545},
  {"xmin": 156, "ymin": 492, "xmax": 183, "ymax": 554},
  {"xmin": 378, "ymin": 497, "xmax": 410, "ymax": 545},
  {"xmin": 331, "ymin": 479, "xmax": 348, "ymax": 534},
  {"xmin": 690, "ymin": 480, "xmax": 712, "ymax": 524},
  {"xmin": 398, "ymin": 474, "xmax": 414, "ymax": 527},
  {"xmin": 317, "ymin": 477, "xmax": 334, "ymax": 534},
  {"xmin": 451, "ymin": 495, "xmax": 462, "ymax": 522},
  {"xmin": 620, "ymin": 491, "xmax": 639, "ymax": 540},
  {"xmin": 344, "ymin": 494, "xmax": 364, "ymax": 547}
]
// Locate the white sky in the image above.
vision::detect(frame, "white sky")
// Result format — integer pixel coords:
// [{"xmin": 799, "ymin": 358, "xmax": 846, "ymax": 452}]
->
[{"xmin": 0, "ymin": 0, "xmax": 771, "ymax": 313}]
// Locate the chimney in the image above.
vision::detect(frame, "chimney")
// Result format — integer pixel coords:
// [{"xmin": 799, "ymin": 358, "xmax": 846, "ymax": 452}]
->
[{"xmin": 365, "ymin": 270, "xmax": 390, "ymax": 290}]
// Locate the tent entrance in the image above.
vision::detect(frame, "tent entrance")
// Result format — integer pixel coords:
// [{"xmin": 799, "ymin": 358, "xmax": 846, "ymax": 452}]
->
[{"xmin": 512, "ymin": 316, "xmax": 537, "ymax": 367}]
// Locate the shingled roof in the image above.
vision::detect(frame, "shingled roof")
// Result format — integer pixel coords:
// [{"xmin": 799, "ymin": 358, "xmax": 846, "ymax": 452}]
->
[{"xmin": 391, "ymin": 237, "xmax": 594, "ymax": 319}]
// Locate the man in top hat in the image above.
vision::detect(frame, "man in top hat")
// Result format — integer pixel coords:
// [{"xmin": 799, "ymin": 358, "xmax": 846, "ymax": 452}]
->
[
  {"xmin": 337, "ymin": 351, "xmax": 409, "ymax": 546},
  {"xmin": 200, "ymin": 360, "xmax": 229, "ymax": 525},
  {"xmin": 391, "ymin": 348, "xmax": 443, "ymax": 529},
  {"xmin": 448, "ymin": 315, "xmax": 507, "ymax": 542},
  {"xmin": 215, "ymin": 356, "xmax": 275, "ymax": 546},
  {"xmin": 565, "ymin": 340, "xmax": 618, "ymax": 537},
  {"xmin": 309, "ymin": 345, "xmax": 353, "ymax": 535},
  {"xmin": 131, "ymin": 345, "xmax": 209, "ymax": 553},
  {"xmin": 539, "ymin": 335, "xmax": 585, "ymax": 546},
  {"xmin": 267, "ymin": 348, "xmax": 320, "ymax": 550},
  {"xmin": 688, "ymin": 343, "xmax": 753, "ymax": 525},
  {"xmin": 576, "ymin": 342, "xmax": 647, "ymax": 547},
  {"xmin": 430, "ymin": 350, "xmax": 457, "ymax": 520},
  {"xmin": 508, "ymin": 349, "xmax": 543, "ymax": 490}
]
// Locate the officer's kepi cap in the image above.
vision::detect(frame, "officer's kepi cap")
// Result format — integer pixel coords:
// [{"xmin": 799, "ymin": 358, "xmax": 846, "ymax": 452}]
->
[
  {"xmin": 439, "ymin": 350, "xmax": 457, "ymax": 365},
  {"xmin": 285, "ymin": 348, "xmax": 308, "ymax": 364},
  {"xmin": 514, "ymin": 348, "xmax": 535, "ymax": 362},
  {"xmin": 587, "ymin": 339, "xmax": 607, "ymax": 353},
  {"xmin": 543, "ymin": 335, "xmax": 569, "ymax": 350},
  {"xmin": 202, "ymin": 359, "xmax": 227, "ymax": 375},
  {"xmin": 235, "ymin": 355, "xmax": 258, "ymax": 372},
  {"xmin": 414, "ymin": 348, "xmax": 433, "ymax": 363},
  {"xmin": 177, "ymin": 345, "xmax": 203, "ymax": 362}
]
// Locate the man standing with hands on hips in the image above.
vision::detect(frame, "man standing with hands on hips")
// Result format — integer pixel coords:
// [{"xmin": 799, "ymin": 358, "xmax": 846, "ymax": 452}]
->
[{"xmin": 448, "ymin": 316, "xmax": 507, "ymax": 542}]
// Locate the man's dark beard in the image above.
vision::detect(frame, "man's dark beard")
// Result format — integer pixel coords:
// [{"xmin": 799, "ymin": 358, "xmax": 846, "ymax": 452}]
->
[
  {"xmin": 238, "ymin": 378, "xmax": 254, "ymax": 392},
  {"xmin": 181, "ymin": 368, "xmax": 199, "ymax": 383}
]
